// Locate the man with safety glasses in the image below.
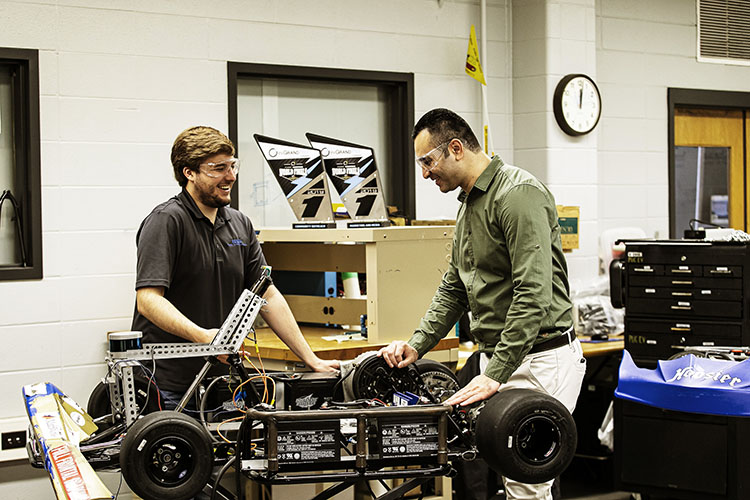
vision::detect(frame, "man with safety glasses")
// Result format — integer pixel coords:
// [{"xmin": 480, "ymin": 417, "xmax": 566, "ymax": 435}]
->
[
  {"xmin": 379, "ymin": 109, "xmax": 584, "ymax": 500},
  {"xmin": 132, "ymin": 126, "xmax": 339, "ymax": 409}
]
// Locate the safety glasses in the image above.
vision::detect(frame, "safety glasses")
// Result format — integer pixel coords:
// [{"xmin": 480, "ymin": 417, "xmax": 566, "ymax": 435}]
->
[{"xmin": 199, "ymin": 158, "xmax": 240, "ymax": 178}]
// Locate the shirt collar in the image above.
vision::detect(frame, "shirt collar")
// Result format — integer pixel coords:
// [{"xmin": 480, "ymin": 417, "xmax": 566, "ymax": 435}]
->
[
  {"xmin": 457, "ymin": 156, "xmax": 504, "ymax": 203},
  {"xmin": 178, "ymin": 189, "xmax": 231, "ymax": 224}
]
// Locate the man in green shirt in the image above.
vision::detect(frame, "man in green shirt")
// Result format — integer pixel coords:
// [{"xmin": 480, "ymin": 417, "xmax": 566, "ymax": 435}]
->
[{"xmin": 379, "ymin": 108, "xmax": 585, "ymax": 500}]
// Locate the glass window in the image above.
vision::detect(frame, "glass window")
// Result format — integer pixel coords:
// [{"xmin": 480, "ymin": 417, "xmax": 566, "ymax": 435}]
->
[
  {"xmin": 0, "ymin": 48, "xmax": 41, "ymax": 280},
  {"xmin": 228, "ymin": 63, "xmax": 415, "ymax": 225},
  {"xmin": 674, "ymin": 146, "xmax": 730, "ymax": 231}
]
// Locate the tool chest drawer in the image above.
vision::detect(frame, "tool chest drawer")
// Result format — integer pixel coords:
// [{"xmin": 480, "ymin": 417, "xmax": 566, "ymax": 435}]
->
[
  {"xmin": 626, "ymin": 318, "xmax": 742, "ymax": 338},
  {"xmin": 628, "ymin": 286, "xmax": 742, "ymax": 301},
  {"xmin": 628, "ymin": 275, "xmax": 743, "ymax": 289},
  {"xmin": 624, "ymin": 318, "xmax": 744, "ymax": 363},
  {"xmin": 626, "ymin": 298, "xmax": 741, "ymax": 318}
]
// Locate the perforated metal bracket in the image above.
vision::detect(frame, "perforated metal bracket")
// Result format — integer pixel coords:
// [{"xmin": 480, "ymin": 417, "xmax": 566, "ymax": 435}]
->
[
  {"xmin": 109, "ymin": 361, "xmax": 141, "ymax": 427},
  {"xmin": 104, "ymin": 287, "xmax": 266, "ymax": 424},
  {"xmin": 107, "ymin": 289, "xmax": 264, "ymax": 363}
]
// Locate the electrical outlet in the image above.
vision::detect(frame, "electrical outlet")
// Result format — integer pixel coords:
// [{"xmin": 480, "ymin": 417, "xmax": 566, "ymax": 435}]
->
[{"xmin": 2, "ymin": 431, "xmax": 26, "ymax": 450}]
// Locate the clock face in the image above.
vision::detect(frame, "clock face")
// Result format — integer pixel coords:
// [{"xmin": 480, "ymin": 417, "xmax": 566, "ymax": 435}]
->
[{"xmin": 553, "ymin": 74, "xmax": 601, "ymax": 136}]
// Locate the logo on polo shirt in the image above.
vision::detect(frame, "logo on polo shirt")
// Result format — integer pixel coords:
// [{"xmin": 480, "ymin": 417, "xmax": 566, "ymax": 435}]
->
[{"xmin": 228, "ymin": 238, "xmax": 247, "ymax": 247}]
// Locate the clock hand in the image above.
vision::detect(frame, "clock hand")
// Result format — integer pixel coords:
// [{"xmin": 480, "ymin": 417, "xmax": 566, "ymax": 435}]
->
[{"xmin": 579, "ymin": 88, "xmax": 583, "ymax": 108}]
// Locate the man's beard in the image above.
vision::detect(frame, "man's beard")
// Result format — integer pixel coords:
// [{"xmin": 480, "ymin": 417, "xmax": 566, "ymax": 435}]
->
[{"xmin": 196, "ymin": 187, "xmax": 230, "ymax": 208}]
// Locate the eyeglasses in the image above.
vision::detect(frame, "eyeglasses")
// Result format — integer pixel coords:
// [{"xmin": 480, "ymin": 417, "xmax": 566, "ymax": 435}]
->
[
  {"xmin": 415, "ymin": 141, "xmax": 450, "ymax": 173},
  {"xmin": 199, "ymin": 158, "xmax": 240, "ymax": 178}
]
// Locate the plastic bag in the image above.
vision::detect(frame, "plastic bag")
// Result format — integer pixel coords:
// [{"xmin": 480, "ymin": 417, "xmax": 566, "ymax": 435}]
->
[{"xmin": 570, "ymin": 276, "xmax": 624, "ymax": 337}]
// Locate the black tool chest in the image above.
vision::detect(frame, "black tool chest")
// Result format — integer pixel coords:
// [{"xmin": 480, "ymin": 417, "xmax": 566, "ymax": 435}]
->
[
  {"xmin": 611, "ymin": 239, "xmax": 750, "ymax": 500},
  {"xmin": 617, "ymin": 240, "xmax": 750, "ymax": 366}
]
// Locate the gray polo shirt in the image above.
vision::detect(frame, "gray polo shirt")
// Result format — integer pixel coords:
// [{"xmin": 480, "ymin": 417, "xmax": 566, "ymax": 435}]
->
[{"xmin": 131, "ymin": 189, "xmax": 267, "ymax": 393}]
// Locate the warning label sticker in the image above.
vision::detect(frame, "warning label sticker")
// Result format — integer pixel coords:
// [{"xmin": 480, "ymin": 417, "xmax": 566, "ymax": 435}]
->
[
  {"xmin": 277, "ymin": 428, "xmax": 339, "ymax": 464},
  {"xmin": 380, "ymin": 421, "xmax": 439, "ymax": 458}
]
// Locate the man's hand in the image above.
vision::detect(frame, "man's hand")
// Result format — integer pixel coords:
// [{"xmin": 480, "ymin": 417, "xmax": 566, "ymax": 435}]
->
[
  {"xmin": 443, "ymin": 374, "xmax": 500, "ymax": 407},
  {"xmin": 202, "ymin": 327, "xmax": 220, "ymax": 344},
  {"xmin": 377, "ymin": 340, "xmax": 418, "ymax": 369},
  {"xmin": 310, "ymin": 358, "xmax": 340, "ymax": 372},
  {"xmin": 201, "ymin": 328, "xmax": 230, "ymax": 364}
]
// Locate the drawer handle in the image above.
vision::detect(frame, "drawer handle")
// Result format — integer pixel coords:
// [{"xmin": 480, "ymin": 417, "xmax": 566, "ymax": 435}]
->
[
  {"xmin": 671, "ymin": 292, "xmax": 692, "ymax": 297},
  {"xmin": 671, "ymin": 269, "xmax": 693, "ymax": 274},
  {"xmin": 634, "ymin": 267, "xmax": 654, "ymax": 273},
  {"xmin": 709, "ymin": 269, "xmax": 732, "ymax": 274},
  {"xmin": 672, "ymin": 280, "xmax": 693, "ymax": 285},
  {"xmin": 670, "ymin": 327, "xmax": 691, "ymax": 332},
  {"xmin": 671, "ymin": 305, "xmax": 692, "ymax": 310}
]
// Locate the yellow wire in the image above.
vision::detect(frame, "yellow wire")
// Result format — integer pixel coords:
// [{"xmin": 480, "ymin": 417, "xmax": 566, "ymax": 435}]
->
[
  {"xmin": 243, "ymin": 353, "xmax": 269, "ymax": 404},
  {"xmin": 232, "ymin": 375, "xmax": 276, "ymax": 413}
]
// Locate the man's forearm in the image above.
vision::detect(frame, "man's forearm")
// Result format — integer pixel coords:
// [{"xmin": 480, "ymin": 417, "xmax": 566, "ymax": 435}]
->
[
  {"xmin": 136, "ymin": 287, "xmax": 212, "ymax": 343},
  {"xmin": 259, "ymin": 285, "xmax": 323, "ymax": 369}
]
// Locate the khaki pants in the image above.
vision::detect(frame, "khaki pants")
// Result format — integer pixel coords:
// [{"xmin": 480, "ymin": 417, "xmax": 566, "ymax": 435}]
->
[{"xmin": 480, "ymin": 338, "xmax": 587, "ymax": 500}]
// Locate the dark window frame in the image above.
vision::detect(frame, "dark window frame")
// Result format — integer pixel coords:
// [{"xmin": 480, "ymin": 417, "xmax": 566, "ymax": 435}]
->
[
  {"xmin": 0, "ymin": 47, "xmax": 41, "ymax": 280},
  {"xmin": 227, "ymin": 62, "xmax": 416, "ymax": 219}
]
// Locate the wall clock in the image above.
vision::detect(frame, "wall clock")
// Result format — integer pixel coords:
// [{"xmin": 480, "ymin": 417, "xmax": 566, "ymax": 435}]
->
[{"xmin": 553, "ymin": 74, "xmax": 602, "ymax": 136}]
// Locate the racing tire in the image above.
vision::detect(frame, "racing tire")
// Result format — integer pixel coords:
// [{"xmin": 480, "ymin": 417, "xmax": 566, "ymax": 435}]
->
[
  {"xmin": 87, "ymin": 377, "xmax": 161, "ymax": 432},
  {"xmin": 475, "ymin": 388, "xmax": 577, "ymax": 484},
  {"xmin": 120, "ymin": 410, "xmax": 214, "ymax": 500},
  {"xmin": 87, "ymin": 381, "xmax": 112, "ymax": 422},
  {"xmin": 413, "ymin": 359, "xmax": 460, "ymax": 402}
]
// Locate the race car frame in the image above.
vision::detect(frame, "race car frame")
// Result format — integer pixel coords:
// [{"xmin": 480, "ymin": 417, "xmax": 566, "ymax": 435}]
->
[{"xmin": 24, "ymin": 271, "xmax": 577, "ymax": 500}]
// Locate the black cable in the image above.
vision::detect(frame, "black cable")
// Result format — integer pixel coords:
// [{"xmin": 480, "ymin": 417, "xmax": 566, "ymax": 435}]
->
[
  {"xmin": 331, "ymin": 364, "xmax": 355, "ymax": 400},
  {"xmin": 200, "ymin": 375, "xmax": 232, "ymax": 438},
  {"xmin": 690, "ymin": 218, "xmax": 724, "ymax": 230},
  {"xmin": 210, "ymin": 456, "xmax": 236, "ymax": 500},
  {"xmin": 113, "ymin": 472, "xmax": 123, "ymax": 499}
]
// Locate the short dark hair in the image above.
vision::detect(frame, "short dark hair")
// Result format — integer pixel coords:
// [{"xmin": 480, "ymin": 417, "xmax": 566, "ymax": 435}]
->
[
  {"xmin": 412, "ymin": 108, "xmax": 482, "ymax": 153},
  {"xmin": 171, "ymin": 126, "xmax": 235, "ymax": 187}
]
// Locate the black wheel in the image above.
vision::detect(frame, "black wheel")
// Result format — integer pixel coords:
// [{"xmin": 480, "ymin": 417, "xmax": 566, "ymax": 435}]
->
[
  {"xmin": 351, "ymin": 354, "xmax": 419, "ymax": 400},
  {"xmin": 475, "ymin": 388, "xmax": 577, "ymax": 484},
  {"xmin": 120, "ymin": 411, "xmax": 214, "ymax": 500},
  {"xmin": 87, "ymin": 376, "xmax": 160, "ymax": 432},
  {"xmin": 87, "ymin": 381, "xmax": 114, "ymax": 430},
  {"xmin": 413, "ymin": 359, "xmax": 460, "ymax": 403}
]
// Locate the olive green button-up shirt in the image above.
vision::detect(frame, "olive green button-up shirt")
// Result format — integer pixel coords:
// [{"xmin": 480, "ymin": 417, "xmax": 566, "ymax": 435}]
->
[{"xmin": 408, "ymin": 157, "xmax": 573, "ymax": 384}]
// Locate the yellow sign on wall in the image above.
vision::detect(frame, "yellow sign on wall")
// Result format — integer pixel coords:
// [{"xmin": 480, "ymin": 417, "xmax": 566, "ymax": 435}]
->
[{"xmin": 556, "ymin": 205, "xmax": 579, "ymax": 251}]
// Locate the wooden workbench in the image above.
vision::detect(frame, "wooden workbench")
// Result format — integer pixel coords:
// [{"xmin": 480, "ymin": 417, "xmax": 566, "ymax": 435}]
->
[
  {"xmin": 580, "ymin": 336, "xmax": 624, "ymax": 357},
  {"xmin": 246, "ymin": 326, "xmax": 460, "ymax": 371}
]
